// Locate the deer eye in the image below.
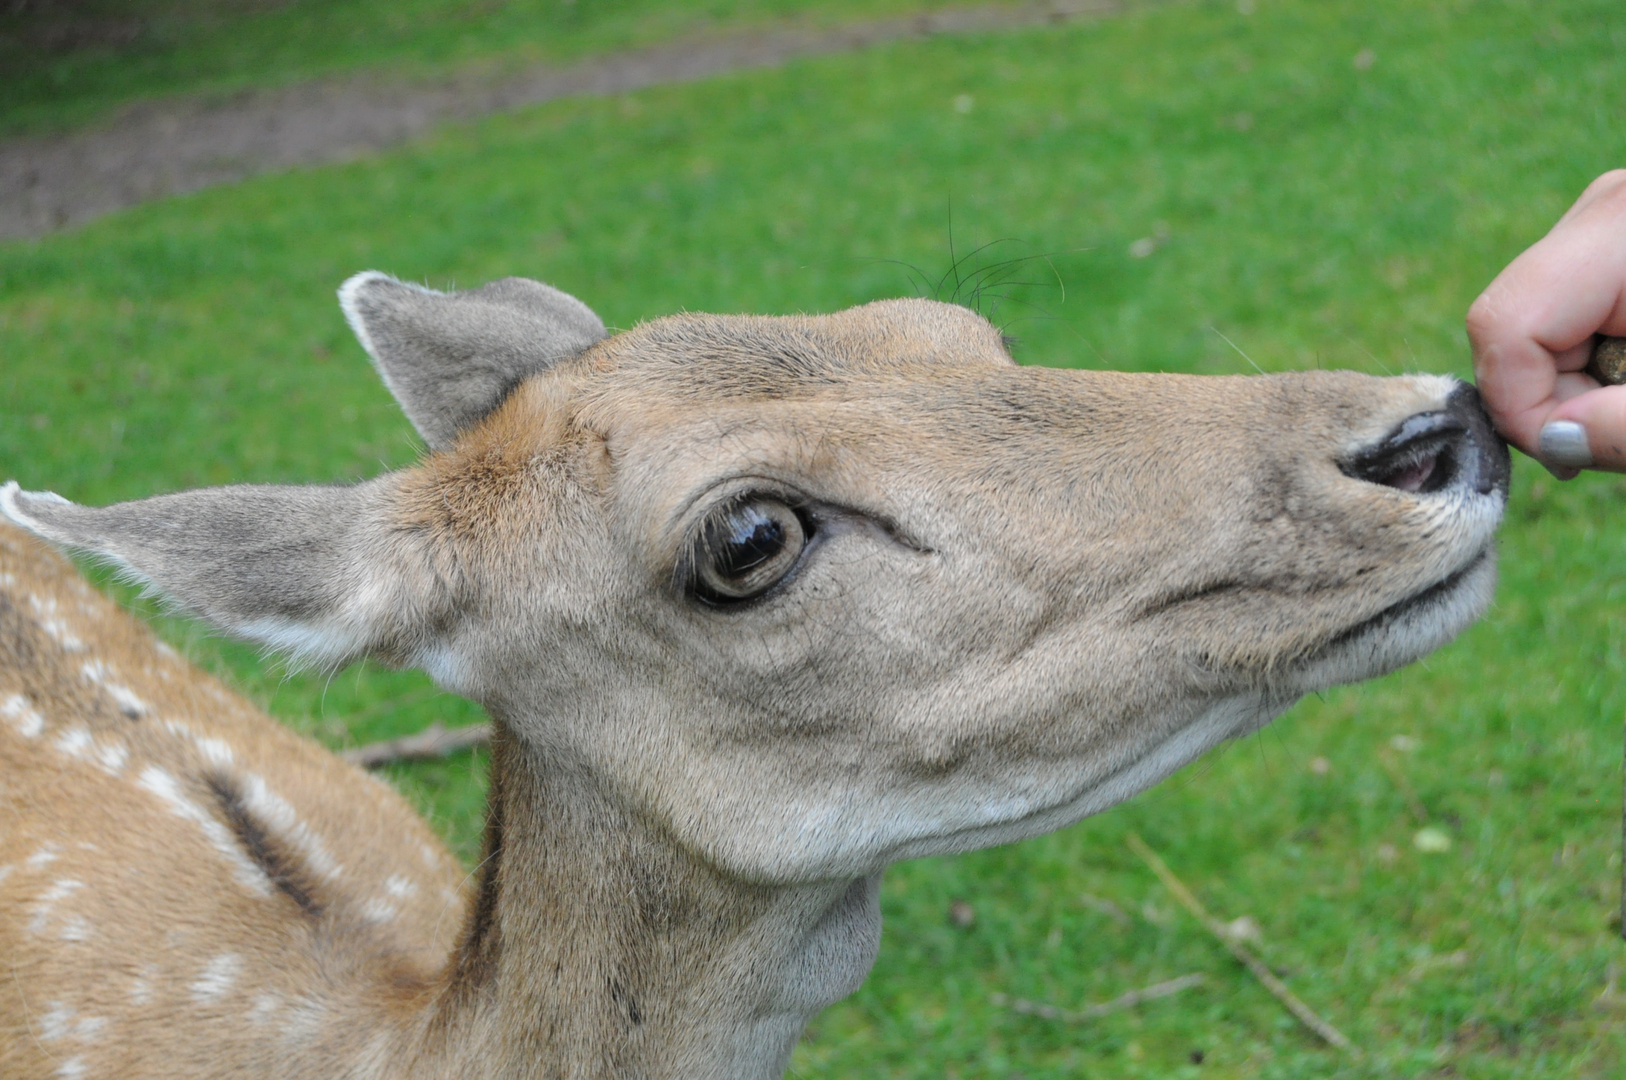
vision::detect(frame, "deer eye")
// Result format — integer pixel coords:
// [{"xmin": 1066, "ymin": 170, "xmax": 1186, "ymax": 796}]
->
[{"xmin": 692, "ymin": 498, "xmax": 808, "ymax": 604}]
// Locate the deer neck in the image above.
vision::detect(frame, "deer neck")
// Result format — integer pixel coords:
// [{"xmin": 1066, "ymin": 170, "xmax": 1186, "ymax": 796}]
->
[{"xmin": 418, "ymin": 723, "xmax": 882, "ymax": 1080}]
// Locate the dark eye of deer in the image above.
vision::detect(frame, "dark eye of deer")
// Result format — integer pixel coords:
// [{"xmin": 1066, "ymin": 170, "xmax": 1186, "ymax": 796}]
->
[{"xmin": 694, "ymin": 499, "xmax": 807, "ymax": 603}]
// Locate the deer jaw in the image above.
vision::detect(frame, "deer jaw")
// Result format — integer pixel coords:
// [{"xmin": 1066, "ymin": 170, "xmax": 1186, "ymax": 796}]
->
[{"xmin": 0, "ymin": 276, "xmax": 1508, "ymax": 1080}]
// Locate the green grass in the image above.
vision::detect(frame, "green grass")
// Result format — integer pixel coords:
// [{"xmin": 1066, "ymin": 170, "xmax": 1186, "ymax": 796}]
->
[
  {"xmin": 1, "ymin": 0, "xmax": 982, "ymax": 138},
  {"xmin": 4, "ymin": 0, "xmax": 1626, "ymax": 1074}
]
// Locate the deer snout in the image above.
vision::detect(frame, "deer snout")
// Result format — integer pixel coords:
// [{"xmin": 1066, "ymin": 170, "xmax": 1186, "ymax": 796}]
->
[{"xmin": 1344, "ymin": 382, "xmax": 1510, "ymax": 499}]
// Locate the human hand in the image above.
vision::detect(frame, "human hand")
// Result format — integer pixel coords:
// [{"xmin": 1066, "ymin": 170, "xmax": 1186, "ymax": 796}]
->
[{"xmin": 1468, "ymin": 169, "xmax": 1626, "ymax": 476}]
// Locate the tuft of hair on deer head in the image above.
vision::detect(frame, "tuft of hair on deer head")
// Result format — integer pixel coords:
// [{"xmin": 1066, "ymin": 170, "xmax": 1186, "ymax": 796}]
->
[{"xmin": 0, "ymin": 272, "xmax": 1507, "ymax": 1079}]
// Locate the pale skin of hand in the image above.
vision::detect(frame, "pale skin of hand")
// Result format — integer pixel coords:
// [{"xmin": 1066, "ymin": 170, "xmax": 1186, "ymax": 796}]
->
[{"xmin": 1469, "ymin": 169, "xmax": 1626, "ymax": 477}]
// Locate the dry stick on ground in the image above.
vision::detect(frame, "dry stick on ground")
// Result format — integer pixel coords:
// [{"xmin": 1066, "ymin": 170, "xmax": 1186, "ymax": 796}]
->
[
  {"xmin": 990, "ymin": 973, "xmax": 1206, "ymax": 1023},
  {"xmin": 1378, "ymin": 751, "xmax": 1429, "ymax": 825},
  {"xmin": 1125, "ymin": 832, "xmax": 1362, "ymax": 1059},
  {"xmin": 340, "ymin": 721, "xmax": 492, "ymax": 768}
]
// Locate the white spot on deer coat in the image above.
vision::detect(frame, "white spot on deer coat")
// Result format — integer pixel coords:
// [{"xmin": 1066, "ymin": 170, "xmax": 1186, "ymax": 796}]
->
[
  {"xmin": 28, "ymin": 878, "xmax": 84, "ymax": 934},
  {"xmin": 104, "ymin": 682, "xmax": 147, "ymax": 717},
  {"xmin": 79, "ymin": 659, "xmax": 147, "ymax": 716},
  {"xmin": 360, "ymin": 898, "xmax": 398, "ymax": 924},
  {"xmin": 129, "ymin": 967, "xmax": 155, "ymax": 1006},
  {"xmin": 94, "ymin": 739, "xmax": 128, "ymax": 775},
  {"xmin": 58, "ymin": 914, "xmax": 93, "ymax": 942},
  {"xmin": 52, "ymin": 725, "xmax": 128, "ymax": 778},
  {"xmin": 384, "ymin": 874, "xmax": 417, "ymax": 899},
  {"xmin": 29, "ymin": 595, "xmax": 84, "ymax": 650},
  {"xmin": 40, "ymin": 1002, "xmax": 75, "ymax": 1040},
  {"xmin": 2, "ymin": 693, "xmax": 44, "ymax": 738},
  {"xmin": 248, "ymin": 992, "xmax": 282, "ymax": 1025},
  {"xmin": 195, "ymin": 737, "xmax": 234, "ymax": 767},
  {"xmin": 281, "ymin": 996, "xmax": 327, "ymax": 1042},
  {"xmin": 136, "ymin": 766, "xmax": 271, "ymax": 896},
  {"xmin": 36, "ymin": 1003, "xmax": 103, "ymax": 1047},
  {"xmin": 241, "ymin": 773, "xmax": 342, "ymax": 881},
  {"xmin": 53, "ymin": 726, "xmax": 93, "ymax": 760},
  {"xmin": 26, "ymin": 844, "xmax": 60, "ymax": 868},
  {"xmin": 55, "ymin": 1058, "xmax": 86, "ymax": 1079},
  {"xmin": 190, "ymin": 953, "xmax": 242, "ymax": 1002}
]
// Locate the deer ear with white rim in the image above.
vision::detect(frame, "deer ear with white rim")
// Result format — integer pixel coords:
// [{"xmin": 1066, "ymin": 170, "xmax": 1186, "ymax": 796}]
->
[
  {"xmin": 0, "ymin": 479, "xmax": 453, "ymax": 675},
  {"xmin": 339, "ymin": 271, "xmax": 607, "ymax": 452}
]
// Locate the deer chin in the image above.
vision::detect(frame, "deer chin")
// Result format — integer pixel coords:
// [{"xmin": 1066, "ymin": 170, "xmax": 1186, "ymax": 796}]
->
[{"xmin": 1284, "ymin": 541, "xmax": 1498, "ymax": 698}]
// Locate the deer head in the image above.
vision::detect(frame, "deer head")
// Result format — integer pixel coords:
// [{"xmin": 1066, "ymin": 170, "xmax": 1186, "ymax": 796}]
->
[{"xmin": 0, "ymin": 272, "xmax": 1507, "ymax": 1078}]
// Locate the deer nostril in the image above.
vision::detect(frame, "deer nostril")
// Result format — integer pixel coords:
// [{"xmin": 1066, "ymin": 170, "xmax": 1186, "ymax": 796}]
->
[
  {"xmin": 1345, "ymin": 385, "xmax": 1510, "ymax": 497},
  {"xmin": 1374, "ymin": 448, "xmax": 1448, "ymax": 493},
  {"xmin": 1344, "ymin": 411, "xmax": 1466, "ymax": 494}
]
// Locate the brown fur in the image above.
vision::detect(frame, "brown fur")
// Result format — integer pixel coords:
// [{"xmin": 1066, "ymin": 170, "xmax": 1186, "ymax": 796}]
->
[
  {"xmin": 0, "ymin": 525, "xmax": 464, "ymax": 1078},
  {"xmin": 0, "ymin": 291, "xmax": 1506, "ymax": 1079}
]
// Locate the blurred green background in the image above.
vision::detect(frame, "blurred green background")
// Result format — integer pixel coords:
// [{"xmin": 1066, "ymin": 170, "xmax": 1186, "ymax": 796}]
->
[{"xmin": 3, "ymin": 0, "xmax": 1625, "ymax": 1075}]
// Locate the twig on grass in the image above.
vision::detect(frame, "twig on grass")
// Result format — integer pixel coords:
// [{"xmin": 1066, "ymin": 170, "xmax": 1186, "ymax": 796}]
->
[
  {"xmin": 1126, "ymin": 832, "xmax": 1362, "ymax": 1059},
  {"xmin": 341, "ymin": 721, "xmax": 492, "ymax": 768},
  {"xmin": 1078, "ymin": 892, "xmax": 1131, "ymax": 926},
  {"xmin": 1378, "ymin": 751, "xmax": 1430, "ymax": 825},
  {"xmin": 991, "ymin": 973, "xmax": 1206, "ymax": 1023}
]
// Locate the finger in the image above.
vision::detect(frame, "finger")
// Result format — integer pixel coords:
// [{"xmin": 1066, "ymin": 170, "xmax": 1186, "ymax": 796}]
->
[
  {"xmin": 1471, "ymin": 321, "xmax": 1570, "ymax": 454},
  {"xmin": 1553, "ymin": 339, "xmax": 1594, "ymax": 373},
  {"xmin": 1541, "ymin": 383, "xmax": 1626, "ymax": 472},
  {"xmin": 1469, "ymin": 228, "xmax": 1626, "ymax": 451},
  {"xmin": 1554, "ymin": 169, "xmax": 1626, "ymax": 228}
]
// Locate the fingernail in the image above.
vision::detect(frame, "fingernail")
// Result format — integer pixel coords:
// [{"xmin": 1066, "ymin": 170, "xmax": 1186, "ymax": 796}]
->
[{"xmin": 1538, "ymin": 420, "xmax": 1593, "ymax": 469}]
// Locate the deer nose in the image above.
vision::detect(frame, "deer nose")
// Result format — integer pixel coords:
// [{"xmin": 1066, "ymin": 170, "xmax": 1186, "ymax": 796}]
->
[{"xmin": 1344, "ymin": 383, "xmax": 1510, "ymax": 497}]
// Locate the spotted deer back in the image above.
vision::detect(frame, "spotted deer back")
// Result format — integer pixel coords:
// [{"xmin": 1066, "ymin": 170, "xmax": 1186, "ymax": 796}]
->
[{"xmin": 0, "ymin": 522, "xmax": 469, "ymax": 1079}]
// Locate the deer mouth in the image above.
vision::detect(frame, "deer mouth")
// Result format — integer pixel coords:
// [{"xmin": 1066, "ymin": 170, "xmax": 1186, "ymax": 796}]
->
[
  {"xmin": 1328, "ymin": 546, "xmax": 1491, "ymax": 649},
  {"xmin": 1287, "ymin": 542, "xmax": 1497, "ymax": 693}
]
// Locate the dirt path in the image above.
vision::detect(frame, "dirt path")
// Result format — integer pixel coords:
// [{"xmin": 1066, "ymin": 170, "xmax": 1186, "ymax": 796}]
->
[{"xmin": 0, "ymin": 0, "xmax": 1133, "ymax": 241}]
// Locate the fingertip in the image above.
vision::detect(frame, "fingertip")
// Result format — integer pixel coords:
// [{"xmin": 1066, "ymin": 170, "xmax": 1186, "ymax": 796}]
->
[
  {"xmin": 1541, "ymin": 461, "xmax": 1581, "ymax": 482},
  {"xmin": 1546, "ymin": 383, "xmax": 1626, "ymax": 472}
]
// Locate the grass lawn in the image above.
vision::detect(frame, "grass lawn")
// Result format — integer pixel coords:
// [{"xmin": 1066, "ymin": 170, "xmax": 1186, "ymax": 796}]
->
[
  {"xmin": 4, "ymin": 0, "xmax": 1626, "ymax": 1075},
  {"xmin": 2, "ymin": 0, "xmax": 992, "ymax": 138}
]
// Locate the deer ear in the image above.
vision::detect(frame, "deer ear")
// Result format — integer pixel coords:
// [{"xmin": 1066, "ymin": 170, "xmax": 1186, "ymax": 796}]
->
[
  {"xmin": 1, "ymin": 480, "xmax": 450, "ymax": 674},
  {"xmin": 340, "ymin": 271, "xmax": 606, "ymax": 451}
]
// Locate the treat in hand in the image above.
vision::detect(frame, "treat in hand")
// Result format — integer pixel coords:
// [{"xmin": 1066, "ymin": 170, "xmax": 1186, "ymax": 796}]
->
[{"xmin": 1586, "ymin": 335, "xmax": 1626, "ymax": 386}]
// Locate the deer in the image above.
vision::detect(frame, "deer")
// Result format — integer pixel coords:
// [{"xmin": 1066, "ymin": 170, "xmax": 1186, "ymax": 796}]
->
[{"xmin": 0, "ymin": 270, "xmax": 1508, "ymax": 1079}]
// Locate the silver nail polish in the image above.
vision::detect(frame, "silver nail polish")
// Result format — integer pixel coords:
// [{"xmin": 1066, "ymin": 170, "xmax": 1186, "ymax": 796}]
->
[{"xmin": 1538, "ymin": 420, "xmax": 1592, "ymax": 469}]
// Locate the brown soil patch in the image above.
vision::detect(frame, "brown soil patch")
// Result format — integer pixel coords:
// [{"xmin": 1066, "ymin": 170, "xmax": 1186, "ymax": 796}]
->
[{"xmin": 0, "ymin": 0, "xmax": 1133, "ymax": 241}]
